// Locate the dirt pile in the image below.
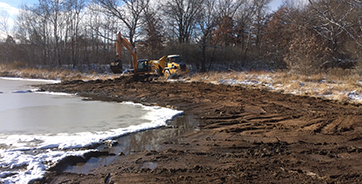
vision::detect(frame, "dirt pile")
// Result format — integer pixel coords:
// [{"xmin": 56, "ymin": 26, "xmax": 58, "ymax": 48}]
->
[{"xmin": 36, "ymin": 75, "xmax": 362, "ymax": 183}]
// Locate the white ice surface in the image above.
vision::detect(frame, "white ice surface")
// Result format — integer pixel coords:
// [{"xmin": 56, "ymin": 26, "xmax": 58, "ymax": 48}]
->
[{"xmin": 0, "ymin": 77, "xmax": 61, "ymax": 84}]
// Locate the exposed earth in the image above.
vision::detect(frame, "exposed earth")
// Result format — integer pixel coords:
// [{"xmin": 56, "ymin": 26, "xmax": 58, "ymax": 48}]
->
[{"xmin": 34, "ymin": 75, "xmax": 362, "ymax": 183}]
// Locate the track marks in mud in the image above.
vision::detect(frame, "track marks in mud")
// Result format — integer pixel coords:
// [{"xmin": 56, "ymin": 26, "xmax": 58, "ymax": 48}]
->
[
  {"xmin": 120, "ymin": 138, "xmax": 333, "ymax": 183},
  {"xmin": 202, "ymin": 113, "xmax": 296, "ymax": 135},
  {"xmin": 203, "ymin": 104, "xmax": 362, "ymax": 137},
  {"xmin": 300, "ymin": 114, "xmax": 362, "ymax": 135}
]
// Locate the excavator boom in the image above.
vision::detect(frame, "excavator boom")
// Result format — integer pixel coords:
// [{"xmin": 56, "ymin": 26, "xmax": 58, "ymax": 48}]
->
[{"xmin": 110, "ymin": 32, "xmax": 139, "ymax": 74}]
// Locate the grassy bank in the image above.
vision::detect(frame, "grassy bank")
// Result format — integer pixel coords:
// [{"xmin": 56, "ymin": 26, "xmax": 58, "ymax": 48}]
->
[{"xmin": 189, "ymin": 70, "xmax": 362, "ymax": 104}]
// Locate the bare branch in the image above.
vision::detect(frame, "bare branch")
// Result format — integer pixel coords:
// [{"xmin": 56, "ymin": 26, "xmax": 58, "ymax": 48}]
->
[{"xmin": 308, "ymin": 0, "xmax": 362, "ymax": 48}]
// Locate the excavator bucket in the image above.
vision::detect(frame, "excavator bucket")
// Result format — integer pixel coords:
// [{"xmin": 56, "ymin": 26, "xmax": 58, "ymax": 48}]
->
[{"xmin": 110, "ymin": 60, "xmax": 123, "ymax": 74}]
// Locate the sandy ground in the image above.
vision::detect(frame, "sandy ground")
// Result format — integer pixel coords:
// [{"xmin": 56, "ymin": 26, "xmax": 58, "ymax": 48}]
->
[{"xmin": 33, "ymin": 75, "xmax": 362, "ymax": 183}]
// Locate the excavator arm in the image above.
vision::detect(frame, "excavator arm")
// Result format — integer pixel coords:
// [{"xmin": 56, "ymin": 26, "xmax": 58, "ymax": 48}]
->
[{"xmin": 111, "ymin": 32, "xmax": 139, "ymax": 74}]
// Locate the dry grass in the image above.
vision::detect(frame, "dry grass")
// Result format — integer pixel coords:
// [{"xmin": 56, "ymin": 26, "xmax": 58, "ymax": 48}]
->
[
  {"xmin": 334, "ymin": 92, "xmax": 351, "ymax": 103},
  {"xmin": 327, "ymin": 68, "xmax": 352, "ymax": 81},
  {"xmin": 345, "ymin": 77, "xmax": 362, "ymax": 92},
  {"xmin": 286, "ymin": 82, "xmax": 304, "ymax": 93},
  {"xmin": 189, "ymin": 70, "xmax": 362, "ymax": 104},
  {"xmin": 190, "ymin": 72, "xmax": 223, "ymax": 84},
  {"xmin": 319, "ymin": 83, "xmax": 333, "ymax": 95},
  {"xmin": 308, "ymin": 73, "xmax": 325, "ymax": 82}
]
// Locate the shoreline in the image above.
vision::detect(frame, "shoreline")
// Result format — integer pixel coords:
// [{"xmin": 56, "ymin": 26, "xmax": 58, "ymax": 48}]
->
[
  {"xmin": 0, "ymin": 77, "xmax": 191, "ymax": 184},
  {"xmin": 33, "ymin": 75, "xmax": 362, "ymax": 183},
  {"xmin": 60, "ymin": 114, "xmax": 199, "ymax": 174},
  {"xmin": 2, "ymin": 65, "xmax": 362, "ymax": 105}
]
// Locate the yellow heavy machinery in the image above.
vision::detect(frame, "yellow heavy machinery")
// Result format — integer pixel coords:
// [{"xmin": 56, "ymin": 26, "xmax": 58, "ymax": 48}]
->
[{"xmin": 110, "ymin": 32, "xmax": 189, "ymax": 78}]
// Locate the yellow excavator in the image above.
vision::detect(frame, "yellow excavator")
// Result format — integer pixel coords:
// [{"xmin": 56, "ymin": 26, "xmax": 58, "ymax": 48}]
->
[{"xmin": 110, "ymin": 32, "xmax": 189, "ymax": 78}]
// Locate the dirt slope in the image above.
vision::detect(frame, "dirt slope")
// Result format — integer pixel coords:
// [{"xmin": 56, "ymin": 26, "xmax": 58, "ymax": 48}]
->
[{"xmin": 36, "ymin": 75, "xmax": 362, "ymax": 183}]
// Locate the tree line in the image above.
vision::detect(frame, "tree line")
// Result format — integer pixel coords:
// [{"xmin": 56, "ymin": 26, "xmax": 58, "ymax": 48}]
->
[{"xmin": 0, "ymin": 0, "xmax": 361, "ymax": 75}]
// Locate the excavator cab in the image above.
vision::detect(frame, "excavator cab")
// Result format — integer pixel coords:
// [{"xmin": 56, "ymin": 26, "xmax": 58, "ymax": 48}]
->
[{"xmin": 136, "ymin": 59, "xmax": 152, "ymax": 73}]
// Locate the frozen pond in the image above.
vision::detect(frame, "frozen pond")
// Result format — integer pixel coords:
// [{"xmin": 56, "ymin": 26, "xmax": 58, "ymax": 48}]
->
[
  {"xmin": 0, "ymin": 79, "xmax": 151, "ymax": 135},
  {"xmin": 0, "ymin": 78, "xmax": 182, "ymax": 183}
]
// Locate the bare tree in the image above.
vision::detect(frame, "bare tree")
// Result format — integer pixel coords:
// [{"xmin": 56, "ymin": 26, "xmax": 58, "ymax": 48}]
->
[
  {"xmin": 94, "ymin": 0, "xmax": 150, "ymax": 46},
  {"xmin": 15, "ymin": 4, "xmax": 51, "ymax": 65},
  {"xmin": 35, "ymin": 0, "xmax": 66, "ymax": 65},
  {"xmin": 237, "ymin": 0, "xmax": 271, "ymax": 61},
  {"xmin": 0, "ymin": 11, "xmax": 12, "ymax": 62},
  {"xmin": 84, "ymin": 3, "xmax": 103, "ymax": 64},
  {"xmin": 196, "ymin": 0, "xmax": 218, "ymax": 72},
  {"xmin": 162, "ymin": 0, "xmax": 204, "ymax": 44},
  {"xmin": 138, "ymin": 5, "xmax": 164, "ymax": 59},
  {"xmin": 0, "ymin": 10, "xmax": 9, "ymax": 37},
  {"xmin": 213, "ymin": 0, "xmax": 245, "ymax": 46},
  {"xmin": 261, "ymin": 4, "xmax": 297, "ymax": 68},
  {"xmin": 304, "ymin": 0, "xmax": 362, "ymax": 71},
  {"xmin": 308, "ymin": 0, "xmax": 362, "ymax": 48},
  {"xmin": 253, "ymin": 0, "xmax": 272, "ymax": 48},
  {"xmin": 235, "ymin": 1, "xmax": 255, "ymax": 51},
  {"xmin": 216, "ymin": 0, "xmax": 244, "ymax": 18},
  {"xmin": 64, "ymin": 0, "xmax": 86, "ymax": 67}
]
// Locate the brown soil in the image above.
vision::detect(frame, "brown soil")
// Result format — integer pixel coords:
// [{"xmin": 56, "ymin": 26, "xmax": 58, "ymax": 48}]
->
[{"xmin": 34, "ymin": 75, "xmax": 362, "ymax": 183}]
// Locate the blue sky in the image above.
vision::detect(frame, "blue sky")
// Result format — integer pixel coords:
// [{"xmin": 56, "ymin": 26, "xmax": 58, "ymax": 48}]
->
[{"xmin": 270, "ymin": 0, "xmax": 284, "ymax": 11}]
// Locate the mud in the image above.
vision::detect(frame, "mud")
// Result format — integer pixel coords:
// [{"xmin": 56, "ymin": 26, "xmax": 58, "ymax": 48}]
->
[{"xmin": 34, "ymin": 75, "xmax": 362, "ymax": 183}]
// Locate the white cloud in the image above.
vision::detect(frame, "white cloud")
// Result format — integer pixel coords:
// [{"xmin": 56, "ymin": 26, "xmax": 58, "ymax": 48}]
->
[
  {"xmin": 0, "ymin": 2, "xmax": 19, "ymax": 18},
  {"xmin": 0, "ymin": 2, "xmax": 19, "ymax": 36}
]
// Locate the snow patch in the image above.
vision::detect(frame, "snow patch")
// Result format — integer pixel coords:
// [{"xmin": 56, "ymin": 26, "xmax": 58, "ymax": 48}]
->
[
  {"xmin": 34, "ymin": 91, "xmax": 74, "ymax": 96},
  {"xmin": 348, "ymin": 91, "xmax": 362, "ymax": 103},
  {"xmin": 0, "ymin": 149, "xmax": 92, "ymax": 184}
]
